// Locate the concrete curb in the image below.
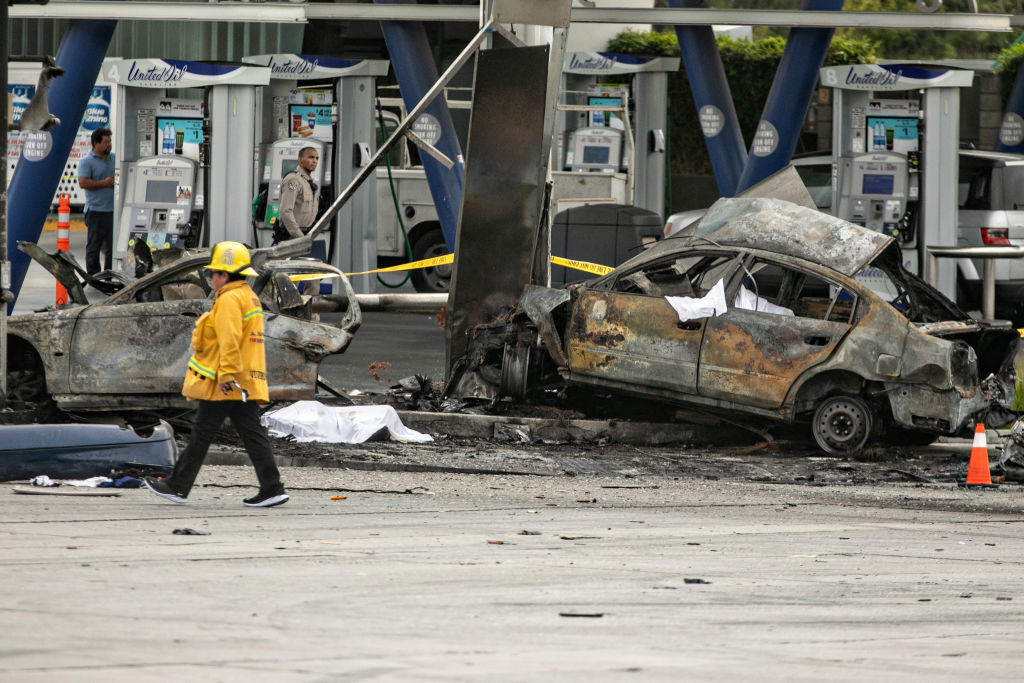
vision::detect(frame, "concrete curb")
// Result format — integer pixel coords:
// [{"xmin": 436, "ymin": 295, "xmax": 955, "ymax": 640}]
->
[{"xmin": 396, "ymin": 410, "xmax": 745, "ymax": 446}]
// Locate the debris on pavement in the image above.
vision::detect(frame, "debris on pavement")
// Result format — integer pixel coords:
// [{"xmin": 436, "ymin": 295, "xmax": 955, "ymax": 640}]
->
[
  {"xmin": 172, "ymin": 528, "xmax": 211, "ymax": 536},
  {"xmin": 996, "ymin": 418, "xmax": 1024, "ymax": 482},
  {"xmin": 12, "ymin": 486, "xmax": 121, "ymax": 496},
  {"xmin": 559, "ymin": 612, "xmax": 604, "ymax": 618},
  {"xmin": 0, "ymin": 421, "xmax": 175, "ymax": 482}
]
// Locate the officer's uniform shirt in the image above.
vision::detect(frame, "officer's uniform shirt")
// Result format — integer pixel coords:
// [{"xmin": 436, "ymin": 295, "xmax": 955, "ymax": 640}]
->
[{"xmin": 279, "ymin": 167, "xmax": 319, "ymax": 238}]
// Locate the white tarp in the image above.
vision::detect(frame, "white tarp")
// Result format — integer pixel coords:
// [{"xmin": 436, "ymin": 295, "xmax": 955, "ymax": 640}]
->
[
  {"xmin": 665, "ymin": 279, "xmax": 727, "ymax": 323},
  {"xmin": 733, "ymin": 284, "xmax": 794, "ymax": 317},
  {"xmin": 261, "ymin": 401, "xmax": 433, "ymax": 444},
  {"xmin": 666, "ymin": 279, "xmax": 795, "ymax": 323}
]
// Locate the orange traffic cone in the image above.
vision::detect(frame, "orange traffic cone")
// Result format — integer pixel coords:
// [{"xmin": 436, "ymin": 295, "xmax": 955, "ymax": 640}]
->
[{"xmin": 963, "ymin": 423, "xmax": 997, "ymax": 487}]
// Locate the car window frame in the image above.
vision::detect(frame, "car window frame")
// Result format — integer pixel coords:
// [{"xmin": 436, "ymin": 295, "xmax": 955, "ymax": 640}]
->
[
  {"xmin": 739, "ymin": 254, "xmax": 858, "ymax": 324},
  {"xmin": 595, "ymin": 249, "xmax": 744, "ymax": 298}
]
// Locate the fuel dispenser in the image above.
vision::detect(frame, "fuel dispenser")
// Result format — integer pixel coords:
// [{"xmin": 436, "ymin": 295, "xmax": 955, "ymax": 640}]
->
[
  {"xmin": 107, "ymin": 58, "xmax": 270, "ymax": 272},
  {"xmin": 555, "ymin": 53, "xmax": 678, "ymax": 217},
  {"xmin": 244, "ymin": 54, "xmax": 387, "ymax": 283},
  {"xmin": 820, "ymin": 64, "xmax": 973, "ymax": 300},
  {"xmin": 262, "ymin": 137, "xmax": 327, "ymax": 236}
]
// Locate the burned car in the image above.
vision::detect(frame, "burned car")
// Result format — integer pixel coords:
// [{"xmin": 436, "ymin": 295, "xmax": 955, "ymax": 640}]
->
[
  {"xmin": 451, "ymin": 198, "xmax": 1019, "ymax": 454},
  {"xmin": 5, "ymin": 243, "xmax": 361, "ymax": 418}
]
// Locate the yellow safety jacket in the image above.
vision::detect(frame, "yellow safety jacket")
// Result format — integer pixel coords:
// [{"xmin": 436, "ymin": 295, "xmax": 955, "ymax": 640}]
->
[{"xmin": 181, "ymin": 280, "xmax": 270, "ymax": 403}]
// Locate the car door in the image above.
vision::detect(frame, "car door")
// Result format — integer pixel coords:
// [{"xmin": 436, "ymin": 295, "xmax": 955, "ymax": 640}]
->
[
  {"xmin": 566, "ymin": 252, "xmax": 740, "ymax": 398},
  {"xmin": 69, "ymin": 265, "xmax": 211, "ymax": 395},
  {"xmin": 698, "ymin": 258, "xmax": 856, "ymax": 409}
]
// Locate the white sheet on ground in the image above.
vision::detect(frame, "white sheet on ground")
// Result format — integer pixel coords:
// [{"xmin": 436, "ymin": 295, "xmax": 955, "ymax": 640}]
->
[
  {"xmin": 665, "ymin": 278, "xmax": 727, "ymax": 323},
  {"xmin": 261, "ymin": 401, "xmax": 433, "ymax": 444},
  {"xmin": 733, "ymin": 284, "xmax": 794, "ymax": 316}
]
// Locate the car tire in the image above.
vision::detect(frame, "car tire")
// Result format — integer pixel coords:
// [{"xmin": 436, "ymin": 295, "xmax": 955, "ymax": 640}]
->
[
  {"xmin": 409, "ymin": 227, "xmax": 451, "ymax": 294},
  {"xmin": 812, "ymin": 395, "xmax": 873, "ymax": 455},
  {"xmin": 2, "ymin": 353, "xmax": 59, "ymax": 424}
]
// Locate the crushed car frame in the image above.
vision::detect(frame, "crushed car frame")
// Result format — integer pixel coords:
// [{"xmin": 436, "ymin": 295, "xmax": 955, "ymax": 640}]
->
[
  {"xmin": 449, "ymin": 198, "xmax": 1019, "ymax": 455},
  {"xmin": 5, "ymin": 242, "xmax": 361, "ymax": 418}
]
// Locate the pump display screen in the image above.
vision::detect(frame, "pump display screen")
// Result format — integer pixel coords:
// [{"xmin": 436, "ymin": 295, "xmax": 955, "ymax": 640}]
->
[
  {"xmin": 145, "ymin": 180, "xmax": 181, "ymax": 204},
  {"xmin": 281, "ymin": 159, "xmax": 299, "ymax": 177},
  {"xmin": 289, "ymin": 105, "xmax": 333, "ymax": 141},
  {"xmin": 156, "ymin": 117, "xmax": 203, "ymax": 161},
  {"xmin": 865, "ymin": 116, "xmax": 918, "ymax": 154},
  {"xmin": 582, "ymin": 145, "xmax": 610, "ymax": 164},
  {"xmin": 862, "ymin": 173, "xmax": 895, "ymax": 196}
]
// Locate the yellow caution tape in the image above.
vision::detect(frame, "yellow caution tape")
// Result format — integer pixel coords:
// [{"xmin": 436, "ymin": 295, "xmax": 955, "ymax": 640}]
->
[
  {"xmin": 549, "ymin": 255, "xmax": 614, "ymax": 276},
  {"xmin": 289, "ymin": 273, "xmax": 340, "ymax": 283},
  {"xmin": 345, "ymin": 253, "xmax": 455, "ymax": 277},
  {"xmin": 333, "ymin": 253, "xmax": 613, "ymax": 278}
]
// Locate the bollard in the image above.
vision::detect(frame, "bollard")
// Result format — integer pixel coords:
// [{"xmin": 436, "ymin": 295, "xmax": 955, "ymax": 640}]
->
[{"xmin": 55, "ymin": 193, "xmax": 71, "ymax": 306}]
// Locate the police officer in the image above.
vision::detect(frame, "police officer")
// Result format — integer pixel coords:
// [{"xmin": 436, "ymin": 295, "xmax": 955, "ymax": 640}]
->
[
  {"xmin": 276, "ymin": 146, "xmax": 320, "ymax": 242},
  {"xmin": 144, "ymin": 241, "xmax": 288, "ymax": 508}
]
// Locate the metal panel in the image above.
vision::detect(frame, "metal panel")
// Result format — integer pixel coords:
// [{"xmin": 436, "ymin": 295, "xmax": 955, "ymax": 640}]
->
[
  {"xmin": 11, "ymin": 3, "xmax": 1011, "ymax": 30},
  {"xmin": 445, "ymin": 45, "xmax": 550, "ymax": 383},
  {"xmin": 206, "ymin": 84, "xmax": 259, "ymax": 245},
  {"xmin": 921, "ymin": 86, "xmax": 961, "ymax": 300},
  {"xmin": 493, "ymin": 0, "xmax": 571, "ymax": 28}
]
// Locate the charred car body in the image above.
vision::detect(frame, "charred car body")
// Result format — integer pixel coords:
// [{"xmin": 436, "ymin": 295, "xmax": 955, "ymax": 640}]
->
[
  {"xmin": 5, "ymin": 242, "xmax": 361, "ymax": 418},
  {"xmin": 451, "ymin": 198, "xmax": 1019, "ymax": 454}
]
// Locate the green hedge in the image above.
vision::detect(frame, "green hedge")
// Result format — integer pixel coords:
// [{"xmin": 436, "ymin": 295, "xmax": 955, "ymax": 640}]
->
[
  {"xmin": 995, "ymin": 41, "xmax": 1024, "ymax": 108},
  {"xmin": 606, "ymin": 30, "xmax": 875, "ymax": 179}
]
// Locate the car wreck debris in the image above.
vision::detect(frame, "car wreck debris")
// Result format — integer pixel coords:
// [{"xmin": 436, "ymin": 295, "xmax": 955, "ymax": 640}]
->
[
  {"xmin": 0, "ymin": 421, "xmax": 175, "ymax": 482},
  {"xmin": 6, "ymin": 243, "xmax": 361, "ymax": 417},
  {"xmin": 446, "ymin": 198, "xmax": 1020, "ymax": 455}
]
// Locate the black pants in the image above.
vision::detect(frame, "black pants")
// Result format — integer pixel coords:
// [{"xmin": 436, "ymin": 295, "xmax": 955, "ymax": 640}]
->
[
  {"xmin": 166, "ymin": 400, "xmax": 282, "ymax": 497},
  {"xmin": 84, "ymin": 210, "xmax": 113, "ymax": 276}
]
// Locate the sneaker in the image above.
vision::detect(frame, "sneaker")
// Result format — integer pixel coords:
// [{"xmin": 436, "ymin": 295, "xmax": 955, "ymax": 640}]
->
[
  {"xmin": 243, "ymin": 488, "xmax": 289, "ymax": 508},
  {"xmin": 144, "ymin": 476, "xmax": 187, "ymax": 504}
]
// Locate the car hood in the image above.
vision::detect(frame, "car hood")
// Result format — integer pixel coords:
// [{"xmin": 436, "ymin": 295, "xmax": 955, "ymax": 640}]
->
[{"xmin": 687, "ymin": 197, "xmax": 894, "ymax": 277}]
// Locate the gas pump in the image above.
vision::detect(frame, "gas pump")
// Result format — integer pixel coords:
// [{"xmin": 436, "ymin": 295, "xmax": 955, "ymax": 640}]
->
[
  {"xmin": 262, "ymin": 137, "xmax": 327, "ymax": 239},
  {"xmin": 555, "ymin": 53, "xmax": 677, "ymax": 217},
  {"xmin": 820, "ymin": 64, "xmax": 973, "ymax": 299},
  {"xmin": 106, "ymin": 58, "xmax": 270, "ymax": 273},
  {"xmin": 244, "ymin": 54, "xmax": 387, "ymax": 282}
]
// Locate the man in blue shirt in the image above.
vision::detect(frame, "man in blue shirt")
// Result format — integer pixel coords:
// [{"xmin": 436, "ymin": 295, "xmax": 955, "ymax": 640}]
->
[{"xmin": 77, "ymin": 127, "xmax": 116, "ymax": 275}]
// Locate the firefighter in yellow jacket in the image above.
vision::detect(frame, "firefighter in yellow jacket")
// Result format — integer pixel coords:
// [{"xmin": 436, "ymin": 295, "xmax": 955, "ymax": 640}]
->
[{"xmin": 145, "ymin": 241, "xmax": 288, "ymax": 508}]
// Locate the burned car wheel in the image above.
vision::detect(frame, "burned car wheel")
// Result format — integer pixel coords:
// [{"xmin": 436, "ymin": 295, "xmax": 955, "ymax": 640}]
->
[
  {"xmin": 2, "ymin": 347, "xmax": 58, "ymax": 424},
  {"xmin": 812, "ymin": 395, "xmax": 873, "ymax": 455}
]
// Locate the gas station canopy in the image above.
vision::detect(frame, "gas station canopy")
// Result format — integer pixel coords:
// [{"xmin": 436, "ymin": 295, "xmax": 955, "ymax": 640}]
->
[{"xmin": 8, "ymin": 2, "xmax": 1015, "ymax": 32}]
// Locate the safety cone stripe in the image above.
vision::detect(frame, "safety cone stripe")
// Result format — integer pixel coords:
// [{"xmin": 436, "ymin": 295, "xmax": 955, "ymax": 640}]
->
[{"xmin": 971, "ymin": 428, "xmax": 987, "ymax": 449}]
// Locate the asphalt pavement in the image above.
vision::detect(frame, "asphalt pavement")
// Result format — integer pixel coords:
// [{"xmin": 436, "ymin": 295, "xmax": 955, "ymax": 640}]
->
[{"xmin": 3, "ymin": 466, "xmax": 1024, "ymax": 681}]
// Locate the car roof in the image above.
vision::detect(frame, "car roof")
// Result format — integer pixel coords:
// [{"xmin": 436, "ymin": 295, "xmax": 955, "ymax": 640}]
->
[{"xmin": 689, "ymin": 197, "xmax": 892, "ymax": 277}]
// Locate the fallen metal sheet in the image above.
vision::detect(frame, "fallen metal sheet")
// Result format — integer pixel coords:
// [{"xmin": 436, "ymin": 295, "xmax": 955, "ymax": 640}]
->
[
  {"xmin": 12, "ymin": 486, "xmax": 121, "ymax": 496},
  {"xmin": 445, "ymin": 45, "xmax": 551, "ymax": 390},
  {"xmin": 0, "ymin": 421, "xmax": 176, "ymax": 482},
  {"xmin": 735, "ymin": 164, "xmax": 816, "ymax": 211}
]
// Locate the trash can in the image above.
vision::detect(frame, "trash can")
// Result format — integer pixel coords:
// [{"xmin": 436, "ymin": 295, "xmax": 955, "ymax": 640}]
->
[{"xmin": 551, "ymin": 203, "xmax": 662, "ymax": 286}]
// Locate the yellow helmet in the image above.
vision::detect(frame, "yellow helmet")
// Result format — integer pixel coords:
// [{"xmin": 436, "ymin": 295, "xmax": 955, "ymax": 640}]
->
[{"xmin": 206, "ymin": 241, "xmax": 258, "ymax": 276}]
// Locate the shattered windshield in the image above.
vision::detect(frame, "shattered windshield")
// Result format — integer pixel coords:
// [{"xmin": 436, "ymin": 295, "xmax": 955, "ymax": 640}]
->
[{"xmin": 856, "ymin": 244, "xmax": 965, "ymax": 323}]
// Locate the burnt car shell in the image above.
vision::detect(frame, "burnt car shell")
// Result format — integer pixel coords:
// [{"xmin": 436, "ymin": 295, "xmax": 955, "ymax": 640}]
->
[
  {"xmin": 6, "ymin": 243, "xmax": 361, "ymax": 414},
  {"xmin": 485, "ymin": 198, "xmax": 1018, "ymax": 453}
]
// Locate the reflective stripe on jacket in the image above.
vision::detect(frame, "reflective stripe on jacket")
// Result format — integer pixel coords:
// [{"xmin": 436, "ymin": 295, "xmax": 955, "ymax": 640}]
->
[{"xmin": 181, "ymin": 280, "xmax": 270, "ymax": 403}]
